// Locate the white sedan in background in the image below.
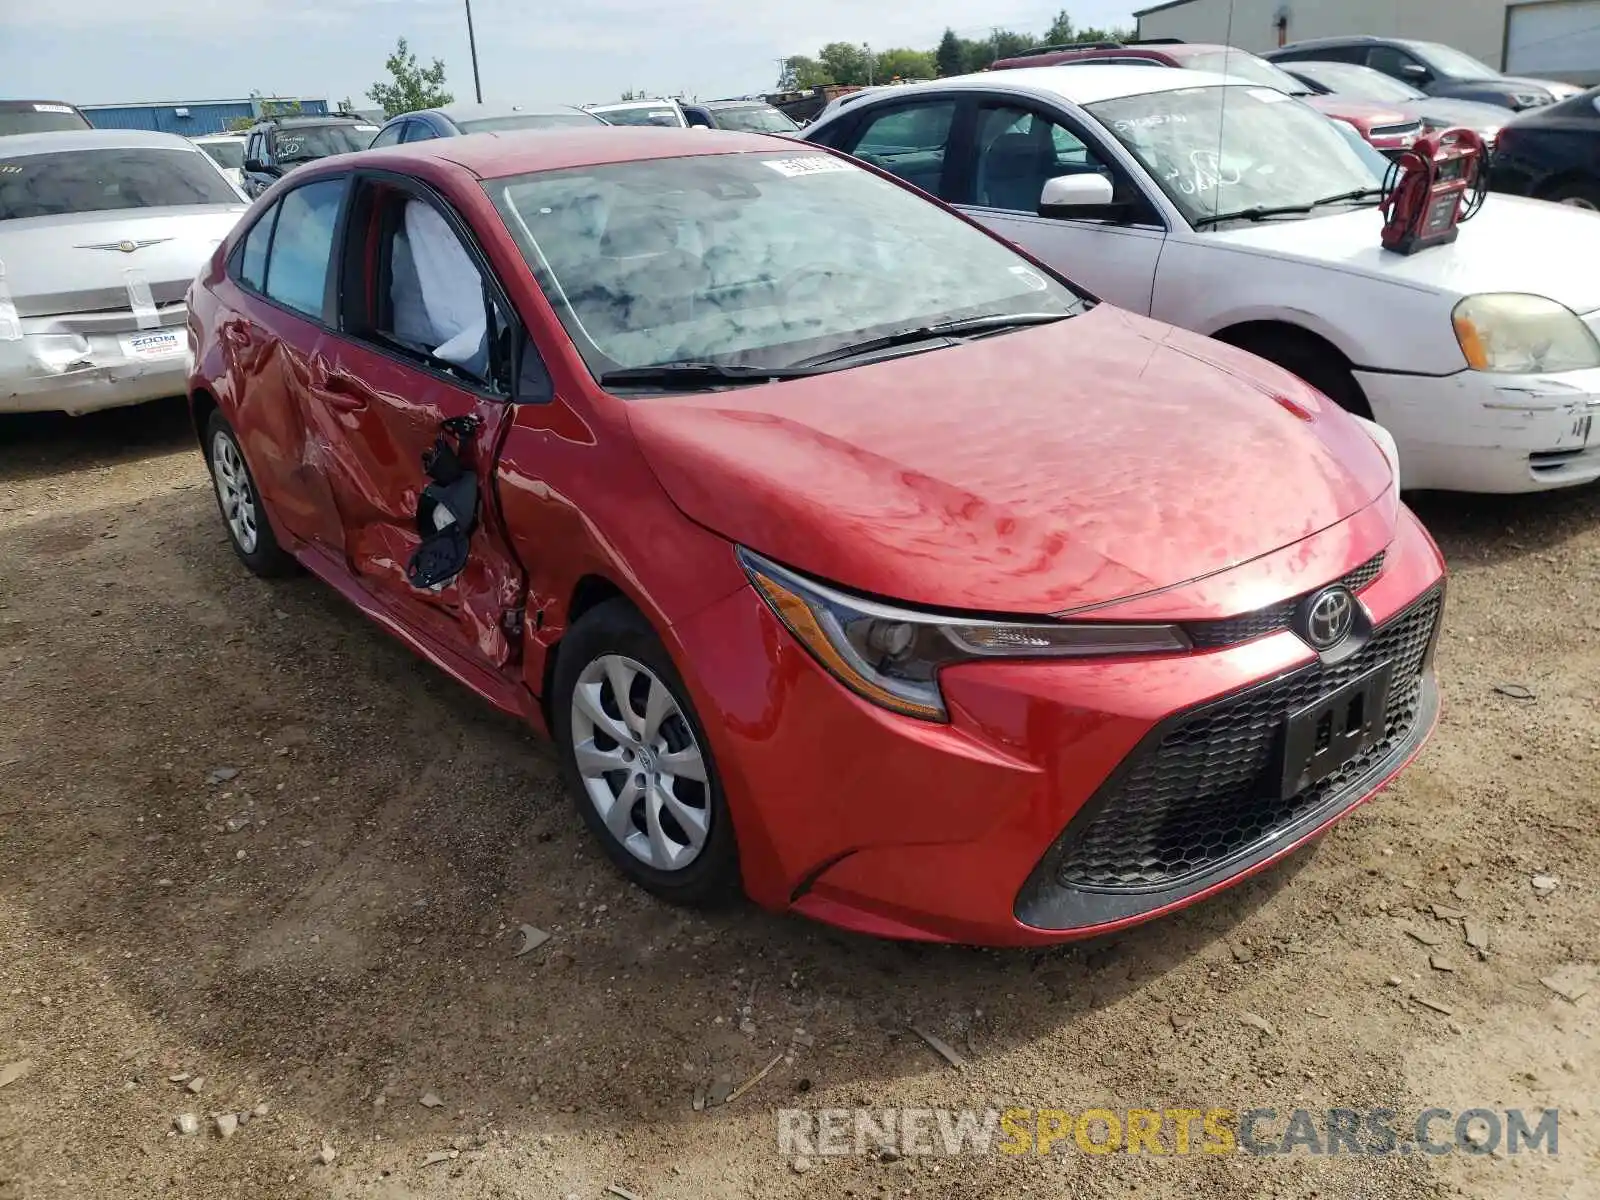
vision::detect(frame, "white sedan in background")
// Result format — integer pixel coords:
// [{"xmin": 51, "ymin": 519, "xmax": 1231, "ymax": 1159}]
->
[
  {"xmin": 803, "ymin": 65, "xmax": 1600, "ymax": 493},
  {"xmin": 192, "ymin": 132, "xmax": 249, "ymax": 191},
  {"xmin": 0, "ymin": 130, "xmax": 247, "ymax": 414}
]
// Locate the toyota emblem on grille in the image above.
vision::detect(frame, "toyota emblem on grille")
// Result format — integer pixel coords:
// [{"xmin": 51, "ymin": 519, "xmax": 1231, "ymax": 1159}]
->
[{"xmin": 1301, "ymin": 586, "xmax": 1356, "ymax": 650}]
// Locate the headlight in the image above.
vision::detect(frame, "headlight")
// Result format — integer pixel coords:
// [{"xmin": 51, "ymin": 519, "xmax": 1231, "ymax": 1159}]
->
[
  {"xmin": 739, "ymin": 549, "xmax": 1190, "ymax": 722},
  {"xmin": 1511, "ymin": 92, "xmax": 1548, "ymax": 108},
  {"xmin": 1452, "ymin": 293, "xmax": 1600, "ymax": 374}
]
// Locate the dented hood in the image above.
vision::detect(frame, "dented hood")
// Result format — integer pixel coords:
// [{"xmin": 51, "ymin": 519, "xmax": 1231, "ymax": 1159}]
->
[{"xmin": 627, "ymin": 306, "xmax": 1392, "ymax": 615}]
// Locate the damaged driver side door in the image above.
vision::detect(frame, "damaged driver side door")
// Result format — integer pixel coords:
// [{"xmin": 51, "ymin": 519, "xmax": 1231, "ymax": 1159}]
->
[{"xmin": 303, "ymin": 172, "xmax": 536, "ymax": 674}]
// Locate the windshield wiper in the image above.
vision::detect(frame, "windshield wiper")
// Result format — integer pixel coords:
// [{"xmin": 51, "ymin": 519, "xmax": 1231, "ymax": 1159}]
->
[
  {"xmin": 790, "ymin": 312, "xmax": 1072, "ymax": 369},
  {"xmin": 599, "ymin": 361, "xmax": 825, "ymax": 390},
  {"xmin": 1193, "ymin": 204, "xmax": 1314, "ymax": 227},
  {"xmin": 1194, "ymin": 188, "xmax": 1386, "ymax": 228},
  {"xmin": 1310, "ymin": 186, "xmax": 1386, "ymax": 207}
]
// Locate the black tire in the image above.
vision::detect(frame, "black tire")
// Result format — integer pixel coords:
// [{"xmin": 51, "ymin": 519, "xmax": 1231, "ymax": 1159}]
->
[
  {"xmin": 204, "ymin": 409, "xmax": 296, "ymax": 577},
  {"xmin": 552, "ymin": 598, "xmax": 741, "ymax": 907},
  {"xmin": 1223, "ymin": 328, "xmax": 1373, "ymax": 420},
  {"xmin": 1547, "ymin": 179, "xmax": 1600, "ymax": 211}
]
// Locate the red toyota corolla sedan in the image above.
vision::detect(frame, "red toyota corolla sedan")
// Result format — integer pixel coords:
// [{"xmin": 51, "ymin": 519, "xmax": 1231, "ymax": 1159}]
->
[{"xmin": 185, "ymin": 128, "xmax": 1445, "ymax": 946}]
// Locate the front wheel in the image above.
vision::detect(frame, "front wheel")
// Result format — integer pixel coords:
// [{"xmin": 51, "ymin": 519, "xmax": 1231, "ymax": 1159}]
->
[{"xmin": 552, "ymin": 599, "xmax": 740, "ymax": 906}]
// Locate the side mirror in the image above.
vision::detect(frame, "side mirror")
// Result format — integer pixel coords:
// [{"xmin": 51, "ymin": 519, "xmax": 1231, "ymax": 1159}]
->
[
  {"xmin": 244, "ymin": 158, "xmax": 265, "ymax": 174},
  {"xmin": 1038, "ymin": 173, "xmax": 1117, "ymax": 219},
  {"xmin": 1400, "ymin": 63, "xmax": 1430, "ymax": 80}
]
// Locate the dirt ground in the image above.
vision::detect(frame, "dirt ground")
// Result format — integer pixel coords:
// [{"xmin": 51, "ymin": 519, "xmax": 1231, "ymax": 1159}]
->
[{"xmin": 0, "ymin": 399, "xmax": 1596, "ymax": 1200}]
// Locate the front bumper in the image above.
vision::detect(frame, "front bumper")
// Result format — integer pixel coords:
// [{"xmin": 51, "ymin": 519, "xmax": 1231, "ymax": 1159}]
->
[
  {"xmin": 0, "ymin": 326, "xmax": 191, "ymax": 415},
  {"xmin": 1356, "ymin": 362, "xmax": 1600, "ymax": 493},
  {"xmin": 670, "ymin": 506, "xmax": 1445, "ymax": 946}
]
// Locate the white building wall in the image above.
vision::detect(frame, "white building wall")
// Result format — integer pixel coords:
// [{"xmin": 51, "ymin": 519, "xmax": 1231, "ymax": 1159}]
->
[{"xmin": 1135, "ymin": 0, "xmax": 1519, "ymax": 70}]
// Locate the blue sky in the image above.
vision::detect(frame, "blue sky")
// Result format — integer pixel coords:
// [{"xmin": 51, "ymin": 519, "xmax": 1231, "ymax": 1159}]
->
[{"xmin": 2, "ymin": 0, "xmax": 1139, "ymax": 109}]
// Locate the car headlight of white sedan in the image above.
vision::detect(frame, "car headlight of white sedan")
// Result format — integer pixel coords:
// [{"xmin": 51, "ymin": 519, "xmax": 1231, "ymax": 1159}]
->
[{"xmin": 1452, "ymin": 293, "xmax": 1600, "ymax": 374}]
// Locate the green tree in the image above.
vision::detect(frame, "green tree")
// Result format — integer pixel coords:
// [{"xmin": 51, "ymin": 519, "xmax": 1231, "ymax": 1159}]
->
[
  {"xmin": 935, "ymin": 28, "xmax": 964, "ymax": 76},
  {"xmin": 778, "ymin": 56, "xmax": 832, "ymax": 89},
  {"xmin": 817, "ymin": 41, "xmax": 873, "ymax": 86},
  {"xmin": 366, "ymin": 37, "xmax": 453, "ymax": 119},
  {"xmin": 1043, "ymin": 10, "xmax": 1076, "ymax": 45},
  {"xmin": 875, "ymin": 48, "xmax": 936, "ymax": 81}
]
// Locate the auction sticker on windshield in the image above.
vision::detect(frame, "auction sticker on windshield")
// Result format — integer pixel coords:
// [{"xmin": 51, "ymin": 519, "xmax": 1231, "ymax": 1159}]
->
[
  {"xmin": 121, "ymin": 330, "xmax": 183, "ymax": 360},
  {"xmin": 763, "ymin": 156, "xmax": 854, "ymax": 178}
]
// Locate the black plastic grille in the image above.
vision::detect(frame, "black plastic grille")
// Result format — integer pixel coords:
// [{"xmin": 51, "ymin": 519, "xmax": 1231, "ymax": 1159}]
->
[
  {"xmin": 1055, "ymin": 585, "xmax": 1441, "ymax": 891},
  {"xmin": 1185, "ymin": 552, "xmax": 1386, "ymax": 650}
]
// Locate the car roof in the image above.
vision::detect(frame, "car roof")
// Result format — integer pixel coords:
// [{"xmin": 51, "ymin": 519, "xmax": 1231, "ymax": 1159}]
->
[
  {"xmin": 820, "ymin": 64, "xmax": 1237, "ymax": 110},
  {"xmin": 194, "ymin": 132, "xmax": 247, "ymax": 142},
  {"xmin": 1278, "ymin": 35, "xmax": 1395, "ymax": 49},
  {"xmin": 359, "ymin": 126, "xmax": 795, "ymax": 179},
  {"xmin": 425, "ymin": 102, "xmax": 594, "ymax": 122},
  {"xmin": 0, "ymin": 128, "xmax": 204, "ymax": 156},
  {"xmin": 256, "ymin": 114, "xmax": 366, "ymax": 126},
  {"xmin": 588, "ymin": 99, "xmax": 678, "ymax": 111},
  {"xmin": 704, "ymin": 99, "xmax": 774, "ymax": 109}
]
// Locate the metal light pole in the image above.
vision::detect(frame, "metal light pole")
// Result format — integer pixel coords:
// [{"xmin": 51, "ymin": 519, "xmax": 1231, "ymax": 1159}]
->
[
  {"xmin": 863, "ymin": 43, "xmax": 874, "ymax": 86},
  {"xmin": 464, "ymin": 0, "xmax": 483, "ymax": 103}
]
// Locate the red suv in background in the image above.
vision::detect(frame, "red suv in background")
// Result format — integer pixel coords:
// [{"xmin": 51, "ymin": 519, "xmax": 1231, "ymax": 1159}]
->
[{"xmin": 992, "ymin": 40, "xmax": 1424, "ymax": 157}]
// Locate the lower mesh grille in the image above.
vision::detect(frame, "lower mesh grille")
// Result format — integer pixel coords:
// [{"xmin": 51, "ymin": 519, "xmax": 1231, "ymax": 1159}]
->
[{"xmin": 1054, "ymin": 586, "xmax": 1442, "ymax": 892}]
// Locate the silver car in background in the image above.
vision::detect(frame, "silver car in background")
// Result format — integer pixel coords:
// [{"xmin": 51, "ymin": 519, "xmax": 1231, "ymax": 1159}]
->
[{"xmin": 0, "ymin": 130, "xmax": 245, "ymax": 415}]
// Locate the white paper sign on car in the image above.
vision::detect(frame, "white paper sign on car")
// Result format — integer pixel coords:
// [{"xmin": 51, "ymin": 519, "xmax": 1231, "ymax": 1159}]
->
[
  {"xmin": 763, "ymin": 156, "xmax": 854, "ymax": 178},
  {"xmin": 121, "ymin": 330, "xmax": 183, "ymax": 360}
]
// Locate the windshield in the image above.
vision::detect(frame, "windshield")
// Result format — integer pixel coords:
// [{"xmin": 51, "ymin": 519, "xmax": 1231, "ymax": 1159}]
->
[
  {"xmin": 1182, "ymin": 50, "xmax": 1307, "ymax": 93},
  {"xmin": 0, "ymin": 102, "xmax": 90, "ymax": 136},
  {"xmin": 199, "ymin": 140, "xmax": 246, "ymax": 169},
  {"xmin": 711, "ymin": 105, "xmax": 801, "ymax": 134},
  {"xmin": 1293, "ymin": 62, "xmax": 1424, "ymax": 103},
  {"xmin": 273, "ymin": 124, "xmax": 378, "ymax": 163},
  {"xmin": 0, "ymin": 147, "xmax": 240, "ymax": 220},
  {"xmin": 1090, "ymin": 85, "xmax": 1382, "ymax": 227},
  {"xmin": 1414, "ymin": 42, "xmax": 1500, "ymax": 81},
  {"xmin": 459, "ymin": 112, "xmax": 601, "ymax": 133},
  {"xmin": 487, "ymin": 152, "xmax": 1085, "ymax": 380},
  {"xmin": 594, "ymin": 104, "xmax": 685, "ymax": 128}
]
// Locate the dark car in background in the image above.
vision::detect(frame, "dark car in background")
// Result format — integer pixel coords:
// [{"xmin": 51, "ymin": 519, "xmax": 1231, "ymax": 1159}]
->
[
  {"xmin": 0, "ymin": 100, "xmax": 92, "ymax": 136},
  {"xmin": 1491, "ymin": 87, "xmax": 1600, "ymax": 209},
  {"xmin": 991, "ymin": 41, "xmax": 1424, "ymax": 156},
  {"xmin": 240, "ymin": 114, "xmax": 380, "ymax": 198},
  {"xmin": 681, "ymin": 100, "xmax": 801, "ymax": 134},
  {"xmin": 368, "ymin": 102, "xmax": 603, "ymax": 147},
  {"xmin": 1281, "ymin": 60, "xmax": 1510, "ymax": 144},
  {"xmin": 1266, "ymin": 37, "xmax": 1580, "ymax": 111}
]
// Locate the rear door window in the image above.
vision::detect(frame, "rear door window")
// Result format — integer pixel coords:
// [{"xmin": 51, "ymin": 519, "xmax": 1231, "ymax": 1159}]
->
[
  {"xmin": 236, "ymin": 203, "xmax": 278, "ymax": 291},
  {"xmin": 263, "ymin": 179, "xmax": 346, "ymax": 318},
  {"xmin": 0, "ymin": 148, "xmax": 240, "ymax": 220},
  {"xmin": 846, "ymin": 102, "xmax": 958, "ymax": 195}
]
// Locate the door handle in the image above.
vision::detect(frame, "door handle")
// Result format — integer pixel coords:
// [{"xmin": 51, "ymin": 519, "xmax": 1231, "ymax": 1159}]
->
[{"xmin": 310, "ymin": 354, "xmax": 369, "ymax": 411}]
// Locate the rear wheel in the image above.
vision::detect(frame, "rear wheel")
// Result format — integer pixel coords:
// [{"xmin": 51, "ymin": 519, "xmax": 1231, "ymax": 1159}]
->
[
  {"xmin": 1548, "ymin": 179, "xmax": 1600, "ymax": 211},
  {"xmin": 205, "ymin": 410, "xmax": 295, "ymax": 577},
  {"xmin": 552, "ymin": 599, "xmax": 740, "ymax": 906}
]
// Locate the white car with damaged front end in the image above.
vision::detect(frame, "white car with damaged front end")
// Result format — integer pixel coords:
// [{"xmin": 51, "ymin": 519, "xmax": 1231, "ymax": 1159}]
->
[
  {"xmin": 802, "ymin": 66, "xmax": 1600, "ymax": 493},
  {"xmin": 1, "ymin": 129, "xmax": 246, "ymax": 416}
]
